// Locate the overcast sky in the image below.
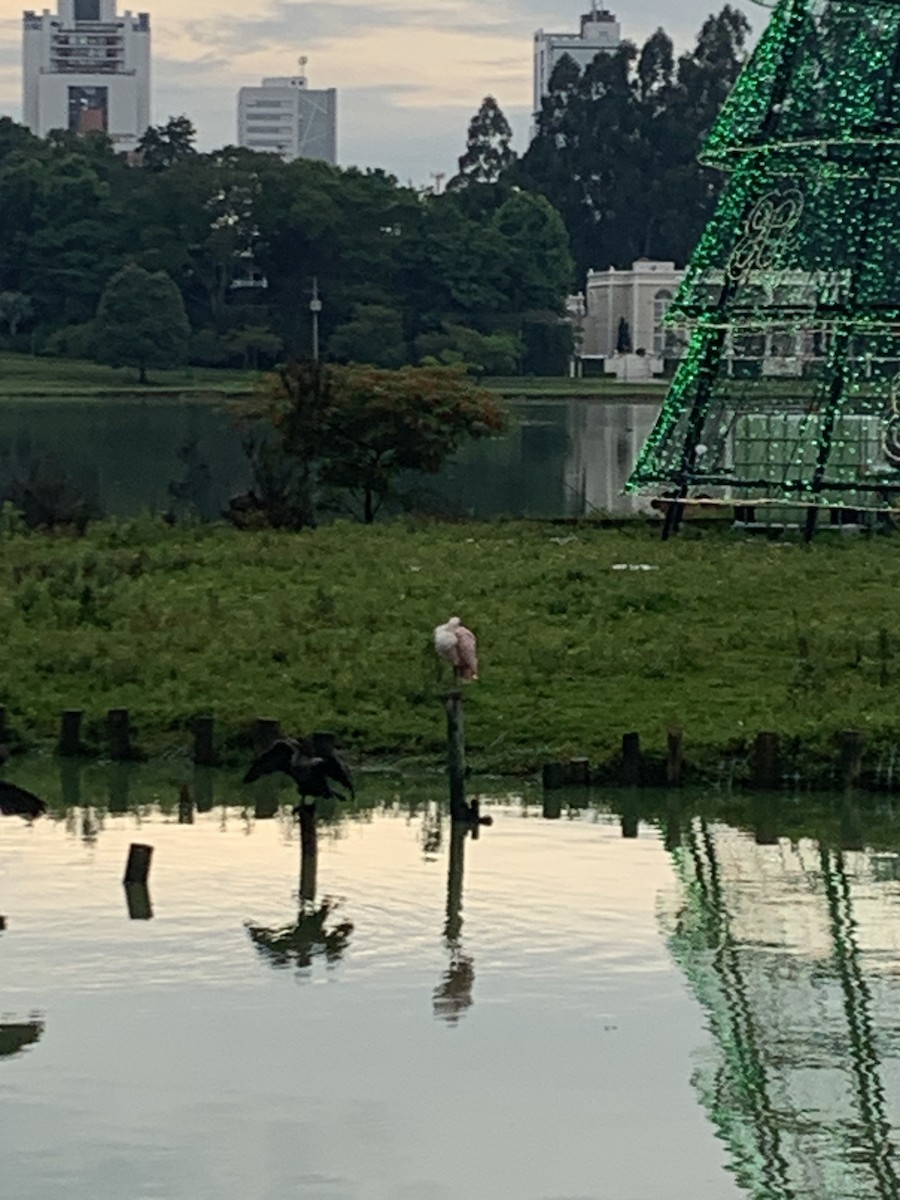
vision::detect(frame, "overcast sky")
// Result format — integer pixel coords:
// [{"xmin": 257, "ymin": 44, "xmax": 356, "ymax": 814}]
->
[{"xmin": 0, "ymin": 1, "xmax": 759, "ymax": 184}]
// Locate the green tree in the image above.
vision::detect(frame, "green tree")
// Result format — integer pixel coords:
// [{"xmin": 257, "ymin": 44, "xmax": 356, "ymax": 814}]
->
[
  {"xmin": 447, "ymin": 96, "xmax": 517, "ymax": 190},
  {"xmin": 234, "ymin": 362, "xmax": 506, "ymax": 525},
  {"xmin": 327, "ymin": 304, "xmax": 409, "ymax": 367},
  {"xmin": 137, "ymin": 115, "xmax": 198, "ymax": 171},
  {"xmin": 95, "ymin": 263, "xmax": 190, "ymax": 383},
  {"xmin": 320, "ymin": 365, "xmax": 507, "ymax": 523}
]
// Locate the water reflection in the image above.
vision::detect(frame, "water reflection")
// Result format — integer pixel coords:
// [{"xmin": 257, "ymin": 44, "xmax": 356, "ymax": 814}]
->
[
  {"xmin": 124, "ymin": 882, "xmax": 153, "ymax": 920},
  {"xmin": 433, "ymin": 800, "xmax": 491, "ymax": 1026},
  {"xmin": 0, "ymin": 1019, "xmax": 44, "ymax": 1060},
  {"xmin": 665, "ymin": 812, "xmax": 900, "ymax": 1200},
  {"xmin": 245, "ymin": 811, "xmax": 353, "ymax": 974}
]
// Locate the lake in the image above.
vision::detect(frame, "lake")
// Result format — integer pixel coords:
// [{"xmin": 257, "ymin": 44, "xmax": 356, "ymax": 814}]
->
[
  {"xmin": 2, "ymin": 768, "xmax": 899, "ymax": 1200},
  {"xmin": 0, "ymin": 396, "xmax": 663, "ymax": 521}
]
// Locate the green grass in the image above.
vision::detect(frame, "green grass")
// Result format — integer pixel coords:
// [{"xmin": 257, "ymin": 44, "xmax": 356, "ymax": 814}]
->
[
  {"xmin": 3, "ymin": 516, "xmax": 900, "ymax": 779},
  {"xmin": 0, "ymin": 352, "xmax": 260, "ymax": 397}
]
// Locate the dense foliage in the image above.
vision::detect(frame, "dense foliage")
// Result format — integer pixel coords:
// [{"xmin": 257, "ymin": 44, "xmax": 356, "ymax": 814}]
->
[{"xmin": 515, "ymin": 6, "xmax": 751, "ymax": 278}]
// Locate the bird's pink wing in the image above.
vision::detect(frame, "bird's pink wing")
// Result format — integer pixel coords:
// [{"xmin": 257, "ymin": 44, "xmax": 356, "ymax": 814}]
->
[{"xmin": 455, "ymin": 625, "xmax": 478, "ymax": 679}]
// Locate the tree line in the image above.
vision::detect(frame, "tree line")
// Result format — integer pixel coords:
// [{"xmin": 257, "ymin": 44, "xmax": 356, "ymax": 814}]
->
[{"xmin": 0, "ymin": 6, "xmax": 750, "ymax": 377}]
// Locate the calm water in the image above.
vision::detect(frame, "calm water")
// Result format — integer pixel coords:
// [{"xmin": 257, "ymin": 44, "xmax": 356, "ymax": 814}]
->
[
  {"xmin": 2, "ymin": 768, "xmax": 899, "ymax": 1199},
  {"xmin": 0, "ymin": 396, "xmax": 662, "ymax": 521}
]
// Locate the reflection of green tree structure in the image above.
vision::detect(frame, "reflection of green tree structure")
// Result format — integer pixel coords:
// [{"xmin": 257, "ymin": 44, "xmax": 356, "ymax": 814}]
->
[
  {"xmin": 664, "ymin": 817, "xmax": 900, "ymax": 1198},
  {"xmin": 629, "ymin": 0, "xmax": 900, "ymax": 537},
  {"xmin": 0, "ymin": 1019, "xmax": 43, "ymax": 1059}
]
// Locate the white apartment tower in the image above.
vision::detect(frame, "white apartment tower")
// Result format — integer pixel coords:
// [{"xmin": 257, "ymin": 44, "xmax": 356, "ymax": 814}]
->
[
  {"xmin": 533, "ymin": 4, "xmax": 621, "ymax": 119},
  {"xmin": 23, "ymin": 0, "xmax": 151, "ymax": 152},
  {"xmin": 238, "ymin": 68, "xmax": 337, "ymax": 164}
]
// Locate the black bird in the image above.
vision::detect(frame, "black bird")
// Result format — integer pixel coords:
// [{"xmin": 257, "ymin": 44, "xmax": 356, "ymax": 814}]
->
[
  {"xmin": 0, "ymin": 781, "xmax": 46, "ymax": 819},
  {"xmin": 243, "ymin": 738, "xmax": 355, "ymax": 811}
]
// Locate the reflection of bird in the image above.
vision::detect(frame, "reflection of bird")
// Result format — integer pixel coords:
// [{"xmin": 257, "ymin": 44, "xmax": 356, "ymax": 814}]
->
[
  {"xmin": 0, "ymin": 781, "xmax": 46, "ymax": 819},
  {"xmin": 434, "ymin": 616, "xmax": 479, "ymax": 680},
  {"xmin": 243, "ymin": 738, "xmax": 355, "ymax": 810}
]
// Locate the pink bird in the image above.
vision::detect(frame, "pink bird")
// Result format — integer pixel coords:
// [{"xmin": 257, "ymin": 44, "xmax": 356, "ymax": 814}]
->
[{"xmin": 433, "ymin": 616, "xmax": 479, "ymax": 681}]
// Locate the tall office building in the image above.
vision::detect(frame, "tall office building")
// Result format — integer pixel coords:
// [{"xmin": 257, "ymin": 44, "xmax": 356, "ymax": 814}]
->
[
  {"xmin": 533, "ymin": 4, "xmax": 621, "ymax": 119},
  {"xmin": 237, "ymin": 69, "xmax": 337, "ymax": 164},
  {"xmin": 23, "ymin": 1, "xmax": 151, "ymax": 152}
]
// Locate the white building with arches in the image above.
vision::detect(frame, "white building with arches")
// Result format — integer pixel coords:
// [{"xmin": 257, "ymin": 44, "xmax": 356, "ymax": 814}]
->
[{"xmin": 572, "ymin": 258, "xmax": 685, "ymax": 379}]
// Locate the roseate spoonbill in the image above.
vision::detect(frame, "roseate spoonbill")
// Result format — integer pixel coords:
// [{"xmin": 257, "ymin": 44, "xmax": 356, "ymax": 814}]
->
[
  {"xmin": 433, "ymin": 616, "xmax": 479, "ymax": 681},
  {"xmin": 0, "ymin": 781, "xmax": 46, "ymax": 819},
  {"xmin": 243, "ymin": 738, "xmax": 355, "ymax": 810}
]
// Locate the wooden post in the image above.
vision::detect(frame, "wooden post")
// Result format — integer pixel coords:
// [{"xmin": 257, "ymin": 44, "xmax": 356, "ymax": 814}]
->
[
  {"xmin": 123, "ymin": 843, "xmax": 153, "ymax": 885},
  {"xmin": 253, "ymin": 717, "xmax": 281, "ymax": 755},
  {"xmin": 192, "ymin": 715, "xmax": 215, "ymax": 766},
  {"xmin": 542, "ymin": 762, "xmax": 565, "ymax": 790},
  {"xmin": 298, "ymin": 806, "xmax": 318, "ymax": 903},
  {"xmin": 59, "ymin": 759, "xmax": 81, "ymax": 808},
  {"xmin": 664, "ymin": 796, "xmax": 683, "ymax": 852},
  {"xmin": 752, "ymin": 795, "xmax": 778, "ymax": 845},
  {"xmin": 193, "ymin": 767, "xmax": 214, "ymax": 813},
  {"xmin": 107, "ymin": 708, "xmax": 132, "ymax": 761},
  {"xmin": 621, "ymin": 732, "xmax": 641, "ymax": 786},
  {"xmin": 446, "ymin": 692, "xmax": 467, "ymax": 822},
  {"xmin": 753, "ymin": 732, "xmax": 780, "ymax": 790},
  {"xmin": 567, "ymin": 757, "xmax": 590, "ymax": 786},
  {"xmin": 59, "ymin": 709, "xmax": 84, "ymax": 757},
  {"xmin": 0, "ymin": 705, "xmax": 7, "ymax": 745},
  {"xmin": 840, "ymin": 795, "xmax": 864, "ymax": 851},
  {"xmin": 313, "ymin": 730, "xmax": 336, "ymax": 757},
  {"xmin": 840, "ymin": 730, "xmax": 864, "ymax": 789},
  {"xmin": 666, "ymin": 728, "xmax": 684, "ymax": 787}
]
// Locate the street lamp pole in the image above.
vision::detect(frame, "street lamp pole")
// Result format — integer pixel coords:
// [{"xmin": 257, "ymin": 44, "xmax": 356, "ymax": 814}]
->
[{"xmin": 310, "ymin": 276, "xmax": 322, "ymax": 362}]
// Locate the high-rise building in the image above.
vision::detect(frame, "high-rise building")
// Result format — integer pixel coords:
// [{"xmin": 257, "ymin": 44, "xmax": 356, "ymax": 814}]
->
[
  {"xmin": 22, "ymin": 1, "xmax": 151, "ymax": 152},
  {"xmin": 533, "ymin": 4, "xmax": 621, "ymax": 120},
  {"xmin": 237, "ymin": 69, "xmax": 337, "ymax": 164}
]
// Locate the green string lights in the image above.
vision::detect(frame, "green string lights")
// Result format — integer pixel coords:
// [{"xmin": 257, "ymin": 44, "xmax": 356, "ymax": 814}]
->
[{"xmin": 627, "ymin": 0, "xmax": 900, "ymax": 537}]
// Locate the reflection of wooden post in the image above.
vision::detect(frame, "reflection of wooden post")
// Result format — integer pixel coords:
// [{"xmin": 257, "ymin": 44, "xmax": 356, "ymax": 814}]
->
[
  {"xmin": 664, "ymin": 795, "xmax": 682, "ymax": 852},
  {"xmin": 752, "ymin": 794, "xmax": 778, "ymax": 845},
  {"xmin": 666, "ymin": 728, "xmax": 683, "ymax": 786},
  {"xmin": 193, "ymin": 716, "xmax": 215, "ymax": 766},
  {"xmin": 446, "ymin": 692, "xmax": 467, "ymax": 821},
  {"xmin": 59, "ymin": 709, "xmax": 84, "ymax": 757},
  {"xmin": 108, "ymin": 763, "xmax": 131, "ymax": 813},
  {"xmin": 542, "ymin": 793, "xmax": 562, "ymax": 820},
  {"xmin": 298, "ymin": 806, "xmax": 318, "ymax": 903},
  {"xmin": 59, "ymin": 759, "xmax": 82, "ymax": 808},
  {"xmin": 445, "ymin": 822, "xmax": 466, "ymax": 944},
  {"xmin": 193, "ymin": 767, "xmax": 214, "ymax": 813},
  {"xmin": 123, "ymin": 843, "xmax": 153, "ymax": 884},
  {"xmin": 621, "ymin": 793, "xmax": 639, "ymax": 839},
  {"xmin": 542, "ymin": 762, "xmax": 565, "ymax": 790},
  {"xmin": 178, "ymin": 784, "xmax": 194, "ymax": 824},
  {"xmin": 124, "ymin": 883, "xmax": 153, "ymax": 920}
]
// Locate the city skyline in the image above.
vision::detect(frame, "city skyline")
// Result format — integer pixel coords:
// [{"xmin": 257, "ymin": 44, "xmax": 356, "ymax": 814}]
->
[{"xmin": 0, "ymin": 1, "xmax": 757, "ymax": 183}]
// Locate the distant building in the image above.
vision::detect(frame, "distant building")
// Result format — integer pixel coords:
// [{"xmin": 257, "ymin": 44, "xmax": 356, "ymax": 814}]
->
[
  {"xmin": 237, "ymin": 71, "xmax": 337, "ymax": 164},
  {"xmin": 533, "ymin": 4, "xmax": 621, "ymax": 122},
  {"xmin": 573, "ymin": 259, "xmax": 685, "ymax": 380},
  {"xmin": 22, "ymin": 0, "xmax": 151, "ymax": 152}
]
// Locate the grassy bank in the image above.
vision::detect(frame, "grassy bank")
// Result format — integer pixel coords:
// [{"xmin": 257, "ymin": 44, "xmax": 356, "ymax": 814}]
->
[
  {"xmin": 0, "ymin": 353, "xmax": 669, "ymax": 401},
  {"xmin": 2, "ymin": 517, "xmax": 900, "ymax": 778},
  {"xmin": 0, "ymin": 353, "xmax": 259, "ymax": 397}
]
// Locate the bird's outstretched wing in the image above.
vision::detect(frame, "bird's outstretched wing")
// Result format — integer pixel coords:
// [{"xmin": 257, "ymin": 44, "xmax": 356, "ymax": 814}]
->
[
  {"xmin": 321, "ymin": 751, "xmax": 355, "ymax": 797},
  {"xmin": 0, "ymin": 781, "xmax": 46, "ymax": 818},
  {"xmin": 243, "ymin": 738, "xmax": 302, "ymax": 783}
]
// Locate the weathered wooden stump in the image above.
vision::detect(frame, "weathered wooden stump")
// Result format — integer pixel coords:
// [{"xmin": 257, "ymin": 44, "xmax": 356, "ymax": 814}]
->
[
  {"xmin": 839, "ymin": 729, "xmax": 864, "ymax": 789},
  {"xmin": 123, "ymin": 842, "xmax": 153, "ymax": 885},
  {"xmin": 59, "ymin": 709, "xmax": 84, "ymax": 757},
  {"xmin": 621, "ymin": 732, "xmax": 641, "ymax": 787},
  {"xmin": 666, "ymin": 728, "xmax": 684, "ymax": 787},
  {"xmin": 446, "ymin": 692, "xmax": 467, "ymax": 822},
  {"xmin": 192, "ymin": 715, "xmax": 215, "ymax": 766},
  {"xmin": 542, "ymin": 762, "xmax": 565, "ymax": 790},
  {"xmin": 107, "ymin": 708, "xmax": 132, "ymax": 761},
  {"xmin": 753, "ymin": 732, "xmax": 780, "ymax": 790}
]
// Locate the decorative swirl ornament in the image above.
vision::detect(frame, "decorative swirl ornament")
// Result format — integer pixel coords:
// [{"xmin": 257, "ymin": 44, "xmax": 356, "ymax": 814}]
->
[
  {"xmin": 882, "ymin": 373, "xmax": 900, "ymax": 466},
  {"xmin": 726, "ymin": 190, "xmax": 804, "ymax": 283}
]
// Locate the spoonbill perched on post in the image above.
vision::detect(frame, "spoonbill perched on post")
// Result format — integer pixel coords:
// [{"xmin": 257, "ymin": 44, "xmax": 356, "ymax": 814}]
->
[{"xmin": 434, "ymin": 616, "xmax": 479, "ymax": 681}]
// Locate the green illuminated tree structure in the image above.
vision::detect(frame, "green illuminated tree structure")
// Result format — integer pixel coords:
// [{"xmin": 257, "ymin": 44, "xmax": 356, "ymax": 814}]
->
[{"xmin": 628, "ymin": 0, "xmax": 900, "ymax": 538}]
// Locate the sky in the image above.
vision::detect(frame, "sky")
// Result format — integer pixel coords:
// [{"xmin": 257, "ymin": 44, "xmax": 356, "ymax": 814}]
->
[{"xmin": 0, "ymin": 0, "xmax": 759, "ymax": 184}]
